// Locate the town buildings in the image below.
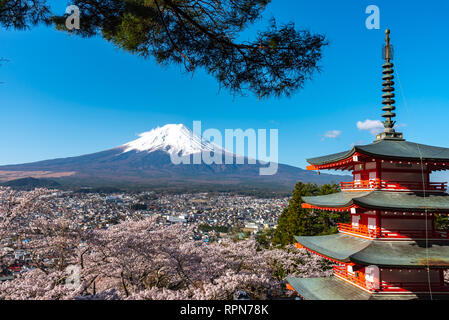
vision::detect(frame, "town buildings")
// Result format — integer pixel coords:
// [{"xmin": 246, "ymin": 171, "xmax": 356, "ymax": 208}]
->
[{"xmin": 0, "ymin": 190, "xmax": 287, "ymax": 280}]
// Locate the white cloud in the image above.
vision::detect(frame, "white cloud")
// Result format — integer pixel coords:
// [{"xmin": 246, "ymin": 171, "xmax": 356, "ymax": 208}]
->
[
  {"xmin": 322, "ymin": 130, "xmax": 342, "ymax": 140},
  {"xmin": 356, "ymin": 119, "xmax": 384, "ymax": 135}
]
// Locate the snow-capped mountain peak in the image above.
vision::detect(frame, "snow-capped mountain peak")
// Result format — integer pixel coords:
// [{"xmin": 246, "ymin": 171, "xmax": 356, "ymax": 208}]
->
[{"xmin": 121, "ymin": 124, "xmax": 224, "ymax": 156}]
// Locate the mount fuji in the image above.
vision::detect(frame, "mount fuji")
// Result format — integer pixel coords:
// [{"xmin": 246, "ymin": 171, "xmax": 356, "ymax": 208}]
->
[
  {"xmin": 122, "ymin": 124, "xmax": 225, "ymax": 156},
  {"xmin": 0, "ymin": 124, "xmax": 350, "ymax": 192}
]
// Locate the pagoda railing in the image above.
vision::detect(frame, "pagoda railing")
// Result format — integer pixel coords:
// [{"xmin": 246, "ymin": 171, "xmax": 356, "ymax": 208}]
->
[
  {"xmin": 380, "ymin": 281, "xmax": 449, "ymax": 293},
  {"xmin": 338, "ymin": 223, "xmax": 449, "ymax": 239},
  {"xmin": 338, "ymin": 223, "xmax": 380, "ymax": 238},
  {"xmin": 333, "ymin": 265, "xmax": 373, "ymax": 291},
  {"xmin": 340, "ymin": 179, "xmax": 447, "ymax": 192},
  {"xmin": 380, "ymin": 229, "xmax": 449, "ymax": 239},
  {"xmin": 334, "ymin": 265, "xmax": 449, "ymax": 293}
]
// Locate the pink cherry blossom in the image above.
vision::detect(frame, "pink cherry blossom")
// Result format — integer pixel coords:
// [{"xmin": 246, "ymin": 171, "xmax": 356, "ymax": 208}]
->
[{"xmin": 0, "ymin": 188, "xmax": 330, "ymax": 300}]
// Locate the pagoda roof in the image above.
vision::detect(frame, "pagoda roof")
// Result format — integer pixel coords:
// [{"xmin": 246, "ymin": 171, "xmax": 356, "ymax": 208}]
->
[
  {"xmin": 286, "ymin": 276, "xmax": 441, "ymax": 300},
  {"xmin": 307, "ymin": 139, "xmax": 449, "ymax": 166},
  {"xmin": 286, "ymin": 276, "xmax": 372, "ymax": 300},
  {"xmin": 302, "ymin": 191, "xmax": 449, "ymax": 212},
  {"xmin": 295, "ymin": 234, "xmax": 449, "ymax": 268},
  {"xmin": 294, "ymin": 234, "xmax": 370, "ymax": 263}
]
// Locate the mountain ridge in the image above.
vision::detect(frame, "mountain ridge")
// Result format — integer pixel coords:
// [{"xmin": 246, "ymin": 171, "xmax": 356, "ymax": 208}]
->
[{"xmin": 0, "ymin": 124, "xmax": 351, "ymax": 191}]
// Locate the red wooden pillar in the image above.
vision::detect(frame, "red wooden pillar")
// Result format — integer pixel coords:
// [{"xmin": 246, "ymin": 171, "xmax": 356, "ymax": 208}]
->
[
  {"xmin": 376, "ymin": 160, "xmax": 382, "ymax": 183},
  {"xmin": 376, "ymin": 210, "xmax": 381, "ymax": 237}
]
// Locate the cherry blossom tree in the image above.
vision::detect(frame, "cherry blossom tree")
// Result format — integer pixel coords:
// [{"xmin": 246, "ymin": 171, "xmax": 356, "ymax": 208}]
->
[
  {"xmin": 0, "ymin": 187, "xmax": 54, "ymax": 273},
  {"xmin": 0, "ymin": 188, "xmax": 330, "ymax": 300}
]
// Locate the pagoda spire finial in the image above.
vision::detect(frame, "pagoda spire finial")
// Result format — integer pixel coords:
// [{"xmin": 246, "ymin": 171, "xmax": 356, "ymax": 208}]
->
[{"xmin": 376, "ymin": 29, "xmax": 404, "ymax": 141}]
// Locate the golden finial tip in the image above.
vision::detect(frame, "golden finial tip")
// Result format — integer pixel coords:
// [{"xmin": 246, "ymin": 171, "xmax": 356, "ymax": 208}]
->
[{"xmin": 385, "ymin": 29, "xmax": 390, "ymax": 34}]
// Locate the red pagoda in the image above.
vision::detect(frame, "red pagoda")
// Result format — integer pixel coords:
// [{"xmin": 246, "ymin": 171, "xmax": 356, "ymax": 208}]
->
[{"xmin": 287, "ymin": 29, "xmax": 449, "ymax": 300}]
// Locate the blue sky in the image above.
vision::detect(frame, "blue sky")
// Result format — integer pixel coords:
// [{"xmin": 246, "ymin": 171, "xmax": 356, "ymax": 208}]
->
[{"xmin": 1, "ymin": 0, "xmax": 449, "ymax": 173}]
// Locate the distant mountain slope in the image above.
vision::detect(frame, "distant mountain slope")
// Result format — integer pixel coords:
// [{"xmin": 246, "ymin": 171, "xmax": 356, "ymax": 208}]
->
[
  {"xmin": 1, "ymin": 177, "xmax": 61, "ymax": 191},
  {"xmin": 0, "ymin": 124, "xmax": 350, "ymax": 191}
]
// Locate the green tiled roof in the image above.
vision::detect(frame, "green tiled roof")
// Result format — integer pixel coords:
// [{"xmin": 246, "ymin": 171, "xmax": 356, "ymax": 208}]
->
[
  {"xmin": 303, "ymin": 191, "xmax": 449, "ymax": 212},
  {"xmin": 295, "ymin": 234, "xmax": 449, "ymax": 267},
  {"xmin": 306, "ymin": 150, "xmax": 351, "ymax": 166},
  {"xmin": 303, "ymin": 192, "xmax": 370, "ymax": 208},
  {"xmin": 286, "ymin": 276, "xmax": 438, "ymax": 300},
  {"xmin": 307, "ymin": 139, "xmax": 449, "ymax": 165},
  {"xmin": 352, "ymin": 240, "xmax": 449, "ymax": 267},
  {"xmin": 294, "ymin": 234, "xmax": 371, "ymax": 262},
  {"xmin": 287, "ymin": 276, "xmax": 372, "ymax": 300}
]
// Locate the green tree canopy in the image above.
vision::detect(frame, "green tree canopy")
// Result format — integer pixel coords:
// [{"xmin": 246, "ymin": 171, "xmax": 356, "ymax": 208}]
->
[
  {"xmin": 0, "ymin": 0, "xmax": 50, "ymax": 29},
  {"xmin": 0, "ymin": 0, "xmax": 327, "ymax": 98},
  {"xmin": 272, "ymin": 182, "xmax": 348, "ymax": 246}
]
